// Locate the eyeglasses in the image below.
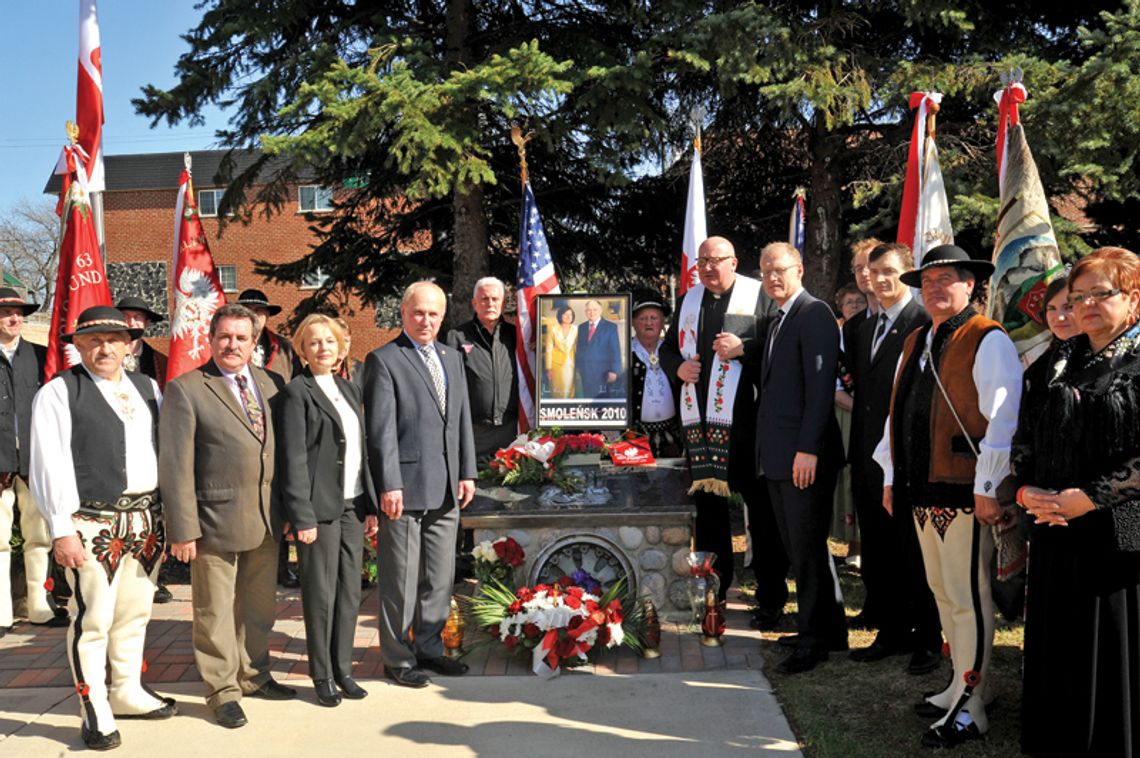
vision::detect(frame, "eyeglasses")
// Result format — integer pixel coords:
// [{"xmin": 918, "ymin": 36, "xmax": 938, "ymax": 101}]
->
[
  {"xmin": 1067, "ymin": 288, "xmax": 1122, "ymax": 307},
  {"xmin": 696, "ymin": 256, "xmax": 734, "ymax": 268},
  {"xmin": 761, "ymin": 265, "xmax": 798, "ymax": 279}
]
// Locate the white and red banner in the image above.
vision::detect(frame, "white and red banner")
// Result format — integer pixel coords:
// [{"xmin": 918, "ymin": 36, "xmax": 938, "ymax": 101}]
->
[
  {"xmin": 45, "ymin": 146, "xmax": 112, "ymax": 380},
  {"xmin": 897, "ymin": 91, "xmax": 953, "ymax": 267},
  {"xmin": 76, "ymin": 0, "xmax": 104, "ymax": 193},
  {"xmin": 679, "ymin": 139, "xmax": 706, "ymax": 297},
  {"xmin": 788, "ymin": 188, "xmax": 806, "ymax": 253},
  {"xmin": 167, "ymin": 160, "xmax": 227, "ymax": 382}
]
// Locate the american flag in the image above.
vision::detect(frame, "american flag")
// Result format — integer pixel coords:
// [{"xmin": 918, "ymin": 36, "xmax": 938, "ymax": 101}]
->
[{"xmin": 516, "ymin": 182, "xmax": 560, "ymax": 431}]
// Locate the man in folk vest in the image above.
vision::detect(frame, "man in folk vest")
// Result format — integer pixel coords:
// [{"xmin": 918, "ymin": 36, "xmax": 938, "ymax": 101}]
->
[
  {"xmin": 874, "ymin": 245, "xmax": 1022, "ymax": 749},
  {"xmin": 0, "ymin": 288, "xmax": 65, "ymax": 636},
  {"xmin": 29, "ymin": 306, "xmax": 175, "ymax": 751}
]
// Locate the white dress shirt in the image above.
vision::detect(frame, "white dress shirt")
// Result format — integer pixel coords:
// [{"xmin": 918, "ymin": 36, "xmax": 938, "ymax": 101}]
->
[
  {"xmin": 406, "ymin": 332, "xmax": 448, "ymax": 391},
  {"xmin": 314, "ymin": 373, "xmax": 365, "ymax": 499},
  {"xmin": 870, "ymin": 291, "xmax": 913, "ymax": 359},
  {"xmin": 219, "ymin": 364, "xmax": 263, "ymax": 411},
  {"xmin": 29, "ymin": 367, "xmax": 162, "ymax": 539},
  {"xmin": 873, "ymin": 327, "xmax": 1022, "ymax": 498},
  {"xmin": 633, "ymin": 340, "xmax": 675, "ymax": 422}
]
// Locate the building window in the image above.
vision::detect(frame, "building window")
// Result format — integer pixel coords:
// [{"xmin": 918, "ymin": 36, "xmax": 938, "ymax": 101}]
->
[
  {"xmin": 198, "ymin": 189, "xmax": 226, "ymax": 217},
  {"xmin": 217, "ymin": 265, "xmax": 238, "ymax": 292},
  {"xmin": 300, "ymin": 266, "xmax": 330, "ymax": 290},
  {"xmin": 298, "ymin": 185, "xmax": 333, "ymax": 213}
]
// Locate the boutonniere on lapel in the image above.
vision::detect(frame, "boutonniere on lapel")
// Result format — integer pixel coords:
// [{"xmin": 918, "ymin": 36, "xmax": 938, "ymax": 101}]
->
[{"xmin": 461, "ymin": 343, "xmax": 474, "ymax": 354}]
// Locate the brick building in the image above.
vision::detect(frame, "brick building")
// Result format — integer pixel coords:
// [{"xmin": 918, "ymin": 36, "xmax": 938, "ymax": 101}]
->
[{"xmin": 46, "ymin": 149, "xmax": 396, "ymax": 359}]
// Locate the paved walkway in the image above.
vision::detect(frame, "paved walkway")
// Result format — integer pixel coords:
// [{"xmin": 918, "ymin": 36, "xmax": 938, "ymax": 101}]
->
[{"xmin": 0, "ymin": 583, "xmax": 802, "ymax": 756}]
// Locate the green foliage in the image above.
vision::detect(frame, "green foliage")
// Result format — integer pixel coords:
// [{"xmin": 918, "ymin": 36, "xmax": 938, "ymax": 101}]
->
[{"xmin": 136, "ymin": 1, "xmax": 1140, "ymax": 313}]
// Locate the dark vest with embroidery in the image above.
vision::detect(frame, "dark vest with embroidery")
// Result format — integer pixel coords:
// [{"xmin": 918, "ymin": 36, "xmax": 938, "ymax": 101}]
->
[
  {"xmin": 889, "ymin": 308, "xmax": 1000, "ymax": 509},
  {"xmin": 62, "ymin": 366, "xmax": 159, "ymax": 502}
]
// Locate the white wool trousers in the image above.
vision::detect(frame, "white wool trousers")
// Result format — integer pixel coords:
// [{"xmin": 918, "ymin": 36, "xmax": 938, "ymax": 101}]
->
[{"xmin": 0, "ymin": 476, "xmax": 56, "ymax": 626}]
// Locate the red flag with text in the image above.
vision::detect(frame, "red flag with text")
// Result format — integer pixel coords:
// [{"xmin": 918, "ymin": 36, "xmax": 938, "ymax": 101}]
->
[
  {"xmin": 45, "ymin": 146, "xmax": 112, "ymax": 380},
  {"xmin": 167, "ymin": 164, "xmax": 226, "ymax": 382}
]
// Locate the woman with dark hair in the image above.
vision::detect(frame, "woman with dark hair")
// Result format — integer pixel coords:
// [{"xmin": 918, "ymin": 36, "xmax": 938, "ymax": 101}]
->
[
  {"xmin": 544, "ymin": 304, "xmax": 578, "ymax": 398},
  {"xmin": 1013, "ymin": 247, "xmax": 1140, "ymax": 756},
  {"xmin": 276, "ymin": 314, "xmax": 378, "ymax": 707}
]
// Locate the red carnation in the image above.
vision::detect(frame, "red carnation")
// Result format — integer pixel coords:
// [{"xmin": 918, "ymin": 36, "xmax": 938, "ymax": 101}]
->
[
  {"xmin": 555, "ymin": 636, "xmax": 577, "ymax": 660},
  {"xmin": 504, "ymin": 635, "xmax": 519, "ymax": 652},
  {"xmin": 522, "ymin": 623, "xmax": 540, "ymax": 639},
  {"xmin": 597, "ymin": 625, "xmax": 611, "ymax": 646},
  {"xmin": 516, "ymin": 587, "xmax": 535, "ymax": 603},
  {"xmin": 534, "ymin": 584, "xmax": 549, "ymax": 594},
  {"xmin": 557, "ymin": 575, "xmax": 573, "ymax": 588},
  {"xmin": 563, "ymin": 594, "xmax": 582, "ymax": 610},
  {"xmin": 568, "ymin": 616, "xmax": 584, "ymax": 631},
  {"xmin": 488, "ymin": 624, "xmax": 501, "ymax": 638},
  {"xmin": 507, "ymin": 600, "xmax": 523, "ymax": 615},
  {"xmin": 566, "ymin": 586, "xmax": 584, "ymax": 599}
]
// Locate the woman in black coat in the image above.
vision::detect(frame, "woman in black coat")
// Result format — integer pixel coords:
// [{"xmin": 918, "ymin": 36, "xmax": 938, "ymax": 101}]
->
[{"xmin": 276, "ymin": 314, "xmax": 378, "ymax": 707}]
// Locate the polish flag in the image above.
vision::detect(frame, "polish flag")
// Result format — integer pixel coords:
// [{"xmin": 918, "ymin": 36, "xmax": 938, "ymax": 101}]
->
[
  {"xmin": 76, "ymin": 0, "xmax": 104, "ymax": 192},
  {"xmin": 679, "ymin": 139, "xmax": 706, "ymax": 297},
  {"xmin": 897, "ymin": 92, "xmax": 953, "ymax": 267},
  {"xmin": 167, "ymin": 156, "xmax": 227, "ymax": 382}
]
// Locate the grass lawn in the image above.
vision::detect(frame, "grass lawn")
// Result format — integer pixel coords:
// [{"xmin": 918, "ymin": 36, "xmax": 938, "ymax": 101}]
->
[{"xmin": 745, "ymin": 539, "xmax": 1026, "ymax": 757}]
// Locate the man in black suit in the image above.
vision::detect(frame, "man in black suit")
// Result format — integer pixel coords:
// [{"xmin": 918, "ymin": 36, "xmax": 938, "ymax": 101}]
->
[
  {"xmin": 846, "ymin": 243, "xmax": 941, "ymax": 675},
  {"xmin": 0, "ymin": 288, "xmax": 65, "ymax": 636},
  {"xmin": 660, "ymin": 236, "xmax": 789, "ymax": 618},
  {"xmin": 574, "ymin": 299, "xmax": 624, "ymax": 398},
  {"xmin": 756, "ymin": 241, "xmax": 847, "ymax": 674},
  {"xmin": 841, "ymin": 238, "xmax": 882, "ymax": 366},
  {"xmin": 364, "ymin": 281, "xmax": 477, "ymax": 688}
]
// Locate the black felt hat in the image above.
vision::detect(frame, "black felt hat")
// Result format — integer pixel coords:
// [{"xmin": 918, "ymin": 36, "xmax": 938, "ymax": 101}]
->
[
  {"xmin": 62, "ymin": 306, "xmax": 144, "ymax": 343},
  {"xmin": 899, "ymin": 245, "xmax": 996, "ymax": 288},
  {"xmin": 0, "ymin": 287, "xmax": 40, "ymax": 316},
  {"xmin": 235, "ymin": 289, "xmax": 282, "ymax": 316},
  {"xmin": 114, "ymin": 296, "xmax": 166, "ymax": 324}
]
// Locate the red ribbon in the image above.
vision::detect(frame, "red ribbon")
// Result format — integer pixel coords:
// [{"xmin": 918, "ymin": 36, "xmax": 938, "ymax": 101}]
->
[
  {"xmin": 897, "ymin": 92, "xmax": 933, "ymax": 248},
  {"xmin": 996, "ymin": 84, "xmax": 1027, "ymax": 184}
]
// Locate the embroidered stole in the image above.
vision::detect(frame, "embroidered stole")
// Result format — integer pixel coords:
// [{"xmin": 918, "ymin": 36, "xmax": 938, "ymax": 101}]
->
[{"xmin": 678, "ymin": 277, "xmax": 762, "ymax": 496}]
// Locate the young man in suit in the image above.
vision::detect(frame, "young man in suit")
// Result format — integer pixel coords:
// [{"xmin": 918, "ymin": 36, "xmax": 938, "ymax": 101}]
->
[
  {"xmin": 846, "ymin": 243, "xmax": 941, "ymax": 675},
  {"xmin": 364, "ymin": 281, "xmax": 477, "ymax": 688},
  {"xmin": 574, "ymin": 299, "xmax": 624, "ymax": 398},
  {"xmin": 756, "ymin": 241, "xmax": 847, "ymax": 674},
  {"xmin": 159, "ymin": 303, "xmax": 294, "ymax": 729},
  {"xmin": 0, "ymin": 288, "xmax": 64, "ymax": 635}
]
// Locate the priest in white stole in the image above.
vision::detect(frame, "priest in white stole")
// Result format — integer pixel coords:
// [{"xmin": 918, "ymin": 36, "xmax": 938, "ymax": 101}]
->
[{"xmin": 660, "ymin": 236, "xmax": 789, "ymax": 621}]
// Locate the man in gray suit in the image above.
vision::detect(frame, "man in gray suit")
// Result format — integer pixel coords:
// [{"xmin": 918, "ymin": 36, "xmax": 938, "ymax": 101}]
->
[
  {"xmin": 365, "ymin": 281, "xmax": 477, "ymax": 688},
  {"xmin": 160, "ymin": 303, "xmax": 294, "ymax": 729}
]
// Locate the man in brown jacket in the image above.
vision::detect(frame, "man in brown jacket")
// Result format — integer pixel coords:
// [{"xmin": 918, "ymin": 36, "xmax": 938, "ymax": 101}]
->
[{"xmin": 159, "ymin": 303, "xmax": 292, "ymax": 729}]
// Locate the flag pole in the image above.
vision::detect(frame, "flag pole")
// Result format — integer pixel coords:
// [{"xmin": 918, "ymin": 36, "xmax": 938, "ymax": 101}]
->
[{"xmin": 511, "ymin": 124, "xmax": 533, "ymax": 188}]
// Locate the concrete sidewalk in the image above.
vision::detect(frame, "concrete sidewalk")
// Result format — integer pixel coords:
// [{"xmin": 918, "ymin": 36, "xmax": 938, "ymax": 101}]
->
[{"xmin": 0, "ymin": 669, "xmax": 799, "ymax": 757}]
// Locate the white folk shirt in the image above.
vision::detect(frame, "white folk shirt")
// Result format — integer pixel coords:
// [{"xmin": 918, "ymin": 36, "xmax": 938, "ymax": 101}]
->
[
  {"xmin": 633, "ymin": 340, "xmax": 675, "ymax": 422},
  {"xmin": 872, "ymin": 327, "xmax": 1022, "ymax": 498},
  {"xmin": 314, "ymin": 373, "xmax": 365, "ymax": 499},
  {"xmin": 29, "ymin": 367, "xmax": 162, "ymax": 539}
]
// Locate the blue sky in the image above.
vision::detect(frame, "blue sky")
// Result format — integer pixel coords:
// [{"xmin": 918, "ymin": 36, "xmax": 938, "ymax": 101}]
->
[{"xmin": 0, "ymin": 2, "xmax": 225, "ymax": 211}]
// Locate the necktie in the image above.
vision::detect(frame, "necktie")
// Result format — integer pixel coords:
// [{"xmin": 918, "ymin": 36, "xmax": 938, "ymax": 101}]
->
[
  {"xmin": 235, "ymin": 375, "xmax": 265, "ymax": 441},
  {"xmin": 418, "ymin": 343, "xmax": 447, "ymax": 413},
  {"xmin": 870, "ymin": 313, "xmax": 890, "ymax": 360},
  {"xmin": 767, "ymin": 310, "xmax": 784, "ymax": 358},
  {"xmin": 588, "ymin": 322, "xmax": 596, "ymax": 341}
]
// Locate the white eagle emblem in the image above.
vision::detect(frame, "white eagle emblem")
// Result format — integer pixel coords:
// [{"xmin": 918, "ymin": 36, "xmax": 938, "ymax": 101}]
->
[{"xmin": 172, "ymin": 267, "xmax": 225, "ymax": 361}]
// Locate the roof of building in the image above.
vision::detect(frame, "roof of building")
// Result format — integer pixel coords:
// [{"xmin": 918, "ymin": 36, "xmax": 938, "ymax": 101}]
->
[{"xmin": 43, "ymin": 149, "xmax": 314, "ymax": 194}]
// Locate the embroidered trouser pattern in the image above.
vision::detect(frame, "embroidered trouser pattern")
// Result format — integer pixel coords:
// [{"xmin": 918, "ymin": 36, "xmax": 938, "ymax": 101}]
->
[
  {"xmin": 914, "ymin": 506, "xmax": 995, "ymax": 733},
  {"xmin": 0, "ymin": 476, "xmax": 57, "ymax": 625},
  {"xmin": 66, "ymin": 508, "xmax": 166, "ymax": 735}
]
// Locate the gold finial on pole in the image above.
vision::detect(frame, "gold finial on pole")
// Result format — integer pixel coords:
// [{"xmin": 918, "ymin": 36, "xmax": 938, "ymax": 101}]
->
[
  {"xmin": 511, "ymin": 124, "xmax": 533, "ymax": 187},
  {"xmin": 793, "ymin": 186, "xmax": 807, "ymax": 200},
  {"xmin": 66, "ymin": 121, "xmax": 80, "ymax": 146},
  {"xmin": 926, "ymin": 99, "xmax": 940, "ymax": 140},
  {"xmin": 689, "ymin": 105, "xmax": 707, "ymax": 153}
]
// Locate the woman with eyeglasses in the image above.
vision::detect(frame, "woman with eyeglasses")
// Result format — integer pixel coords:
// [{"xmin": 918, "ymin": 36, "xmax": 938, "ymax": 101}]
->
[{"xmin": 1012, "ymin": 247, "xmax": 1140, "ymax": 756}]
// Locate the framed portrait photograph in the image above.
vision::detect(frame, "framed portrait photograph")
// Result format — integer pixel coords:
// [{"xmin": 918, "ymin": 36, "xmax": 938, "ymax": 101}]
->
[{"xmin": 535, "ymin": 293, "xmax": 632, "ymax": 429}]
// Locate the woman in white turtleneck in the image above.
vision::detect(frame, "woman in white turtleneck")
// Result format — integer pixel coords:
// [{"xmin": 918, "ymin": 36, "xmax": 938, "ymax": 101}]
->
[{"xmin": 275, "ymin": 315, "xmax": 378, "ymax": 707}]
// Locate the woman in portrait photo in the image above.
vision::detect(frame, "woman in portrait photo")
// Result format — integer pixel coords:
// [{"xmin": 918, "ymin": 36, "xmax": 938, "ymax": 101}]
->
[{"xmin": 544, "ymin": 304, "xmax": 578, "ymax": 398}]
